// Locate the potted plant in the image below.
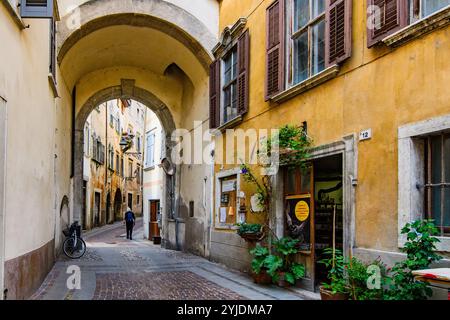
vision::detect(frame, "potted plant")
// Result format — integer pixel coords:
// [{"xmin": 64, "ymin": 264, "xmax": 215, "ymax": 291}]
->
[
  {"xmin": 317, "ymin": 248, "xmax": 350, "ymax": 300},
  {"xmin": 266, "ymin": 237, "xmax": 306, "ymax": 287},
  {"xmin": 384, "ymin": 219, "xmax": 442, "ymax": 300},
  {"xmin": 236, "ymin": 223, "xmax": 263, "ymax": 242},
  {"xmin": 346, "ymin": 257, "xmax": 388, "ymax": 300},
  {"xmin": 249, "ymin": 245, "xmax": 272, "ymax": 285},
  {"xmin": 264, "ymin": 125, "xmax": 312, "ymax": 168}
]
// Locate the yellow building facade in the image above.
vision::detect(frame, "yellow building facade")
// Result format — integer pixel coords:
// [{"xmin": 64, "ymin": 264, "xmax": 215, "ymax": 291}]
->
[{"xmin": 210, "ymin": 0, "xmax": 450, "ymax": 290}]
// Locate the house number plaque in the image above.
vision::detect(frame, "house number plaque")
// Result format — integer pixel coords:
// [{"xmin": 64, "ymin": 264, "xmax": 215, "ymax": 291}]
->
[{"xmin": 359, "ymin": 129, "xmax": 372, "ymax": 141}]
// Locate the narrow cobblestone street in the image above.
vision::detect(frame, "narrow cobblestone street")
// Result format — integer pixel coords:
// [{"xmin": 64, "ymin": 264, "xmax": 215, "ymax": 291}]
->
[{"xmin": 30, "ymin": 219, "xmax": 318, "ymax": 300}]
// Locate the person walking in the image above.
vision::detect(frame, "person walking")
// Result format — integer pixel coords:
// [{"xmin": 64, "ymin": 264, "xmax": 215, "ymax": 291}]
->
[{"xmin": 124, "ymin": 207, "xmax": 136, "ymax": 240}]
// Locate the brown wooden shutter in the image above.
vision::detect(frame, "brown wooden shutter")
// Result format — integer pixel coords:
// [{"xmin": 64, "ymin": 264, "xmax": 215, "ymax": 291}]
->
[
  {"xmin": 326, "ymin": 0, "xmax": 352, "ymax": 66},
  {"xmin": 50, "ymin": 18, "xmax": 57, "ymax": 79},
  {"xmin": 367, "ymin": 0, "xmax": 408, "ymax": 47},
  {"xmin": 237, "ymin": 29, "xmax": 250, "ymax": 115},
  {"xmin": 209, "ymin": 60, "xmax": 221, "ymax": 129},
  {"xmin": 265, "ymin": 0, "xmax": 285, "ymax": 101}
]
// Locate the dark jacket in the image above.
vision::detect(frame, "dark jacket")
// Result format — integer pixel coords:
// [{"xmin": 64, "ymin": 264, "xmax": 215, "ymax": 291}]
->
[{"xmin": 124, "ymin": 211, "xmax": 136, "ymax": 223}]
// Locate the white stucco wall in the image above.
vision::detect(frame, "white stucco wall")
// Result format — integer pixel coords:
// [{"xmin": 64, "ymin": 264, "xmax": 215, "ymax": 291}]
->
[
  {"xmin": 0, "ymin": 5, "xmax": 72, "ymax": 261},
  {"xmin": 0, "ymin": 95, "xmax": 7, "ymax": 298},
  {"xmin": 142, "ymin": 110, "xmax": 164, "ymax": 240}
]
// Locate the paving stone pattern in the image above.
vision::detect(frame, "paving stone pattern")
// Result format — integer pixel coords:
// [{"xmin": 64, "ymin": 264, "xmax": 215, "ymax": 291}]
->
[
  {"xmin": 93, "ymin": 271, "xmax": 245, "ymax": 300},
  {"xmin": 31, "ymin": 219, "xmax": 318, "ymax": 300}
]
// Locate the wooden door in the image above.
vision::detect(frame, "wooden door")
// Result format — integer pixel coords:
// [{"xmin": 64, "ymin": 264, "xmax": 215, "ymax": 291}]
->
[
  {"xmin": 94, "ymin": 192, "xmax": 101, "ymax": 227},
  {"xmin": 284, "ymin": 164, "xmax": 315, "ymax": 291},
  {"xmin": 149, "ymin": 200, "xmax": 160, "ymax": 239}
]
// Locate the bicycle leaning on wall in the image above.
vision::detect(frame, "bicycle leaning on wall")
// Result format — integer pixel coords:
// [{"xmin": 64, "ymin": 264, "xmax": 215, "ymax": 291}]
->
[{"xmin": 62, "ymin": 221, "xmax": 86, "ymax": 259}]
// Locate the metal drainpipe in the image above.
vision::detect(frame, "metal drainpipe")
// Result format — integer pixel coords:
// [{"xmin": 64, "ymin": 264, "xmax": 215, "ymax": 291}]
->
[
  {"xmin": 175, "ymin": 215, "xmax": 179, "ymax": 251},
  {"xmin": 0, "ymin": 97, "xmax": 7, "ymax": 299},
  {"xmin": 142, "ymin": 104, "xmax": 147, "ymax": 239},
  {"xmin": 105, "ymin": 102, "xmax": 108, "ymax": 225},
  {"xmin": 173, "ymin": 175, "xmax": 179, "ymax": 251}
]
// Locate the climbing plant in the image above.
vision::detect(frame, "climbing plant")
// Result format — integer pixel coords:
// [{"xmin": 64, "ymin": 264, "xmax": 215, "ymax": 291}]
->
[
  {"xmin": 385, "ymin": 219, "xmax": 442, "ymax": 300},
  {"xmin": 264, "ymin": 124, "xmax": 313, "ymax": 168},
  {"xmin": 238, "ymin": 124, "xmax": 314, "ymax": 242}
]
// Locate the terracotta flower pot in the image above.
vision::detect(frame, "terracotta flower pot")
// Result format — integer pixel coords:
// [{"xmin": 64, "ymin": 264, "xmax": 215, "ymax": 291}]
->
[
  {"xmin": 276, "ymin": 272, "xmax": 292, "ymax": 288},
  {"xmin": 252, "ymin": 270, "xmax": 272, "ymax": 285},
  {"xmin": 319, "ymin": 286, "xmax": 349, "ymax": 300}
]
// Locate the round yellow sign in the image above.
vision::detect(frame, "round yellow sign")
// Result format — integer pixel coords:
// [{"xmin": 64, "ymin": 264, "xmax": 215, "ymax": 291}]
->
[{"xmin": 295, "ymin": 201, "xmax": 310, "ymax": 222}]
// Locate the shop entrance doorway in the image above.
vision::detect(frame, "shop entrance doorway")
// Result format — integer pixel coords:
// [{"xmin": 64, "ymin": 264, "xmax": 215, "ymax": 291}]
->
[
  {"xmin": 313, "ymin": 154, "xmax": 343, "ymax": 290},
  {"xmin": 283, "ymin": 153, "xmax": 343, "ymax": 292}
]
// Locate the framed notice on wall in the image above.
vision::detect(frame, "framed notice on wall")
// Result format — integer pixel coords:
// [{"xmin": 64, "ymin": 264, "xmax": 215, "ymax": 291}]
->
[{"xmin": 285, "ymin": 195, "xmax": 311, "ymax": 251}]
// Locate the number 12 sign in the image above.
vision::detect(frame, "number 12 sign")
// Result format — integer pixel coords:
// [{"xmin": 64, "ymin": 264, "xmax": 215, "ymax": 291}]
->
[{"xmin": 359, "ymin": 129, "xmax": 372, "ymax": 141}]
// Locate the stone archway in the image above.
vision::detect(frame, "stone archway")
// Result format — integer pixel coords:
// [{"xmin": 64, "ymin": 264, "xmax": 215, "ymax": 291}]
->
[
  {"xmin": 61, "ymin": 0, "xmax": 215, "ymax": 254},
  {"xmin": 58, "ymin": 0, "xmax": 216, "ymax": 72},
  {"xmin": 73, "ymin": 79, "xmax": 179, "ymax": 247}
]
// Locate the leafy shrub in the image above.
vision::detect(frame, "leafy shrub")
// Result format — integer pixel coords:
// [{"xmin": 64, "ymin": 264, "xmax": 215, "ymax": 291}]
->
[
  {"xmin": 317, "ymin": 220, "xmax": 442, "ymax": 300},
  {"xmin": 385, "ymin": 219, "xmax": 442, "ymax": 300},
  {"xmin": 265, "ymin": 125, "xmax": 312, "ymax": 167},
  {"xmin": 249, "ymin": 245, "xmax": 269, "ymax": 274},
  {"xmin": 346, "ymin": 257, "xmax": 389, "ymax": 300},
  {"xmin": 266, "ymin": 237, "xmax": 306, "ymax": 285},
  {"xmin": 318, "ymin": 248, "xmax": 349, "ymax": 294}
]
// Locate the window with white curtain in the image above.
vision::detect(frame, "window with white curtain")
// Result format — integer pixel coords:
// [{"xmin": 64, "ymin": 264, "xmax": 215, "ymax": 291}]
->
[
  {"xmin": 409, "ymin": 0, "xmax": 450, "ymax": 22},
  {"xmin": 289, "ymin": 0, "xmax": 326, "ymax": 85},
  {"xmin": 145, "ymin": 131, "xmax": 156, "ymax": 169}
]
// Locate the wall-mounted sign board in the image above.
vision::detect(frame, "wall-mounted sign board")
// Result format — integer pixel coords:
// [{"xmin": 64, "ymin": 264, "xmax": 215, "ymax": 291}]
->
[
  {"xmin": 285, "ymin": 195, "xmax": 311, "ymax": 251},
  {"xmin": 222, "ymin": 179, "xmax": 236, "ymax": 192}
]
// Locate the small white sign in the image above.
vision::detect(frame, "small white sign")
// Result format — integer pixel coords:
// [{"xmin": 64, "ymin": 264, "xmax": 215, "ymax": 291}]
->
[
  {"xmin": 222, "ymin": 180, "xmax": 236, "ymax": 192},
  {"xmin": 219, "ymin": 207, "xmax": 227, "ymax": 223},
  {"xmin": 359, "ymin": 129, "xmax": 372, "ymax": 141}
]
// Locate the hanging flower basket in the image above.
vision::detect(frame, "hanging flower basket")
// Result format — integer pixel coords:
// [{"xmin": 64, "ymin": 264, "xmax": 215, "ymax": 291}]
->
[
  {"xmin": 240, "ymin": 232, "xmax": 264, "ymax": 242},
  {"xmin": 237, "ymin": 223, "xmax": 265, "ymax": 242}
]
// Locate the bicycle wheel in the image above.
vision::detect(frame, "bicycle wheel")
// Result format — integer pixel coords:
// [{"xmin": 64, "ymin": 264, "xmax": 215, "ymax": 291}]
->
[{"xmin": 63, "ymin": 237, "xmax": 87, "ymax": 259}]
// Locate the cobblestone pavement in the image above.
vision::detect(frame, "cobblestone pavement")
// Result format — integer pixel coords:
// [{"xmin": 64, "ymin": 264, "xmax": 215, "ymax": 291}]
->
[
  {"xmin": 93, "ymin": 272, "xmax": 244, "ymax": 300},
  {"xmin": 31, "ymin": 219, "xmax": 319, "ymax": 300}
]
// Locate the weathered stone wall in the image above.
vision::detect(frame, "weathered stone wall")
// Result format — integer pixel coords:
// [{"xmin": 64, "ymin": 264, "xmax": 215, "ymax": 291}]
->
[{"xmin": 4, "ymin": 240, "xmax": 55, "ymax": 300}]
